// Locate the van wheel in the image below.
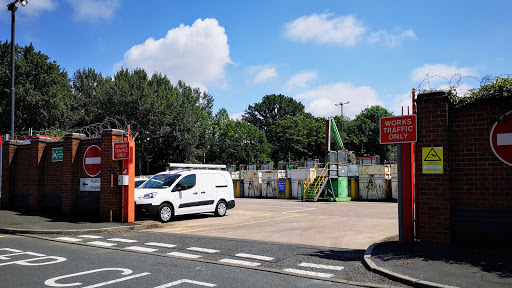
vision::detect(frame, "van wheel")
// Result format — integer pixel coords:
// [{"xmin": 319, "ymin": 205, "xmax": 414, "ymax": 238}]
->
[
  {"xmin": 157, "ymin": 204, "xmax": 173, "ymax": 223},
  {"xmin": 215, "ymin": 201, "xmax": 227, "ymax": 217}
]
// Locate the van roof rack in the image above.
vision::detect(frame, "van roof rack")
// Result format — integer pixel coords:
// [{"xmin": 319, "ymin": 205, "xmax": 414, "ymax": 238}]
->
[{"xmin": 166, "ymin": 163, "xmax": 227, "ymax": 171}]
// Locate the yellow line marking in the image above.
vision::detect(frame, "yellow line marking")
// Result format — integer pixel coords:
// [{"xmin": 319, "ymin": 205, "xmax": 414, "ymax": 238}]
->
[{"xmin": 173, "ymin": 213, "xmax": 309, "ymax": 234}]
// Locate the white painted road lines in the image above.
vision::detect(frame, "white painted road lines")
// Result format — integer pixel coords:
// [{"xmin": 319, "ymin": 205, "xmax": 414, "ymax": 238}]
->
[
  {"xmin": 56, "ymin": 237, "xmax": 83, "ymax": 242},
  {"xmin": 219, "ymin": 259, "xmax": 261, "ymax": 267},
  {"xmin": 78, "ymin": 235, "xmax": 103, "ymax": 239},
  {"xmin": 283, "ymin": 268, "xmax": 334, "ymax": 278},
  {"xmin": 154, "ymin": 279, "xmax": 216, "ymax": 288},
  {"xmin": 298, "ymin": 262, "xmax": 344, "ymax": 271},
  {"xmin": 107, "ymin": 238, "xmax": 138, "ymax": 243},
  {"xmin": 87, "ymin": 241, "xmax": 117, "ymax": 247},
  {"xmin": 167, "ymin": 252, "xmax": 202, "ymax": 259},
  {"xmin": 125, "ymin": 246, "xmax": 159, "ymax": 253},
  {"xmin": 145, "ymin": 242, "xmax": 177, "ymax": 248},
  {"xmin": 186, "ymin": 247, "xmax": 220, "ymax": 254},
  {"xmin": 281, "ymin": 208, "xmax": 317, "ymax": 213},
  {"xmin": 235, "ymin": 253, "xmax": 274, "ymax": 261}
]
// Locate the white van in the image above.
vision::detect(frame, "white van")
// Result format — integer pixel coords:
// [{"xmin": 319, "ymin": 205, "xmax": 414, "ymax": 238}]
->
[{"xmin": 135, "ymin": 166, "xmax": 235, "ymax": 223}]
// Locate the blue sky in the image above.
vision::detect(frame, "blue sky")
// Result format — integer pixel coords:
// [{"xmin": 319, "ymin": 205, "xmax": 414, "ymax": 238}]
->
[{"xmin": 1, "ymin": 0, "xmax": 511, "ymax": 120}]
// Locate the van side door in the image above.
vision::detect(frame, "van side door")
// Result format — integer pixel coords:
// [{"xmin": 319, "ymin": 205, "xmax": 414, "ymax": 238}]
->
[{"xmin": 173, "ymin": 174, "xmax": 199, "ymax": 215}]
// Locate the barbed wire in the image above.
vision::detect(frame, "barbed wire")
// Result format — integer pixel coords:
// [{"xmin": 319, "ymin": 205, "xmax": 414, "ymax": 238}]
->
[
  {"xmin": 16, "ymin": 117, "xmax": 133, "ymax": 139},
  {"xmin": 415, "ymin": 73, "xmax": 511, "ymax": 96}
]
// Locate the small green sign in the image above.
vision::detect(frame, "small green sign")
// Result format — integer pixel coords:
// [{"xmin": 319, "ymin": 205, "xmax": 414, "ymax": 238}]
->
[{"xmin": 52, "ymin": 147, "xmax": 63, "ymax": 162}]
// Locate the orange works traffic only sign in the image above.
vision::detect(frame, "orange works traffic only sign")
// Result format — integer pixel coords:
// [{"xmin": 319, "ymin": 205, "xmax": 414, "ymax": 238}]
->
[{"xmin": 380, "ymin": 115, "xmax": 417, "ymax": 144}]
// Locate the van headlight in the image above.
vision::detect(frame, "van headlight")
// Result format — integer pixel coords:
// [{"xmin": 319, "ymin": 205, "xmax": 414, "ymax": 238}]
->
[{"xmin": 139, "ymin": 192, "xmax": 157, "ymax": 200}]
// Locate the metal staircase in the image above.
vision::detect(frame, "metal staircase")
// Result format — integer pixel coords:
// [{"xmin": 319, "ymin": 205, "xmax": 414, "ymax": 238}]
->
[{"xmin": 303, "ymin": 163, "xmax": 331, "ymax": 201}]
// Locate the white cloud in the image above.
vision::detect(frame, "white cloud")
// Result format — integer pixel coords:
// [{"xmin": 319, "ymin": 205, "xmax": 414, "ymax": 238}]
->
[
  {"xmin": 115, "ymin": 18, "xmax": 232, "ymax": 91},
  {"xmin": 294, "ymin": 82, "xmax": 382, "ymax": 119},
  {"xmin": 284, "ymin": 13, "xmax": 366, "ymax": 46},
  {"xmin": 411, "ymin": 64, "xmax": 476, "ymax": 83},
  {"xmin": 368, "ymin": 29, "xmax": 416, "ymax": 48},
  {"xmin": 230, "ymin": 112, "xmax": 244, "ymax": 121},
  {"xmin": 249, "ymin": 65, "xmax": 277, "ymax": 84},
  {"xmin": 285, "ymin": 71, "xmax": 317, "ymax": 91},
  {"xmin": 67, "ymin": 0, "xmax": 120, "ymax": 22}
]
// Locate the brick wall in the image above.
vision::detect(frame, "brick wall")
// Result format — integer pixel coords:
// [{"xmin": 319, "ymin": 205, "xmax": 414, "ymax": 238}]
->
[
  {"xmin": 416, "ymin": 92, "xmax": 512, "ymax": 246},
  {"xmin": 1, "ymin": 130, "xmax": 129, "ymax": 222}
]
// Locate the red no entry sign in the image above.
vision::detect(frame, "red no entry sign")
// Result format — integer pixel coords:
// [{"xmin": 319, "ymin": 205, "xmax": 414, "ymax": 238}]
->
[
  {"xmin": 490, "ymin": 111, "xmax": 512, "ymax": 166},
  {"xmin": 84, "ymin": 145, "xmax": 101, "ymax": 177},
  {"xmin": 380, "ymin": 115, "xmax": 417, "ymax": 144}
]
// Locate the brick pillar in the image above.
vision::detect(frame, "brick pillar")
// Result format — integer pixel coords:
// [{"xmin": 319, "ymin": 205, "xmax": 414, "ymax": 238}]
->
[
  {"xmin": 416, "ymin": 91, "xmax": 452, "ymax": 245},
  {"xmin": 61, "ymin": 133, "xmax": 85, "ymax": 216},
  {"xmin": 1, "ymin": 140, "xmax": 22, "ymax": 208},
  {"xmin": 27, "ymin": 138, "xmax": 51, "ymax": 210},
  {"xmin": 99, "ymin": 129, "xmax": 125, "ymax": 221}
]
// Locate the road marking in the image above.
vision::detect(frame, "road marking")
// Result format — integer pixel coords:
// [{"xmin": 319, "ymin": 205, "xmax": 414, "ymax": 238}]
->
[
  {"xmin": 145, "ymin": 242, "xmax": 177, "ymax": 248},
  {"xmin": 299, "ymin": 262, "xmax": 344, "ymax": 271},
  {"xmin": 173, "ymin": 213, "xmax": 309, "ymax": 234},
  {"xmin": 167, "ymin": 252, "xmax": 202, "ymax": 259},
  {"xmin": 125, "ymin": 246, "xmax": 158, "ymax": 252},
  {"xmin": 219, "ymin": 259, "xmax": 261, "ymax": 267},
  {"xmin": 56, "ymin": 237, "xmax": 83, "ymax": 242},
  {"xmin": 235, "ymin": 253, "xmax": 274, "ymax": 261},
  {"xmin": 283, "ymin": 268, "xmax": 334, "ymax": 278},
  {"xmin": 186, "ymin": 247, "xmax": 219, "ymax": 254},
  {"xmin": 282, "ymin": 208, "xmax": 317, "ymax": 213},
  {"xmin": 88, "ymin": 241, "xmax": 117, "ymax": 247},
  {"xmin": 78, "ymin": 235, "xmax": 103, "ymax": 239},
  {"xmin": 154, "ymin": 279, "xmax": 216, "ymax": 288},
  {"xmin": 108, "ymin": 238, "xmax": 138, "ymax": 243}
]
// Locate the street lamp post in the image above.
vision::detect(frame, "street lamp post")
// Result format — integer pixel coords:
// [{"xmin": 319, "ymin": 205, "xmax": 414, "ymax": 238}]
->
[
  {"xmin": 7, "ymin": 0, "xmax": 28, "ymax": 140},
  {"xmin": 335, "ymin": 101, "xmax": 349, "ymax": 142}
]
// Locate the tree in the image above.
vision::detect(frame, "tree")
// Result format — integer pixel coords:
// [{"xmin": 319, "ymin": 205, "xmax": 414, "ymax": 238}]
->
[
  {"xmin": 207, "ymin": 108, "xmax": 270, "ymax": 166},
  {"xmin": 267, "ymin": 114, "xmax": 325, "ymax": 164},
  {"xmin": 0, "ymin": 42, "xmax": 73, "ymax": 135},
  {"xmin": 343, "ymin": 105, "xmax": 395, "ymax": 161},
  {"xmin": 242, "ymin": 94, "xmax": 306, "ymax": 133}
]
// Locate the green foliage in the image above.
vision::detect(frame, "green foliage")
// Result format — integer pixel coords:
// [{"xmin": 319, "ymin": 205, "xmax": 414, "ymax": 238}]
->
[
  {"xmin": 0, "ymin": 42, "xmax": 73, "ymax": 135},
  {"xmin": 207, "ymin": 108, "xmax": 270, "ymax": 166},
  {"xmin": 242, "ymin": 94, "xmax": 306, "ymax": 133},
  {"xmin": 267, "ymin": 114, "xmax": 325, "ymax": 164},
  {"xmin": 343, "ymin": 105, "xmax": 395, "ymax": 161},
  {"xmin": 449, "ymin": 76, "xmax": 512, "ymax": 107}
]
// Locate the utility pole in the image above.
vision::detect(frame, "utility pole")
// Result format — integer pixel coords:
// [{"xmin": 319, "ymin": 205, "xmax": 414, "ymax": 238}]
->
[{"xmin": 7, "ymin": 0, "xmax": 28, "ymax": 140}]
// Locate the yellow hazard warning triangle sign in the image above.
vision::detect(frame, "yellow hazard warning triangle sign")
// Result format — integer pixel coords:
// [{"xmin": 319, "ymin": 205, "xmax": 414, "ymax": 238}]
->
[{"xmin": 422, "ymin": 147, "xmax": 443, "ymax": 174}]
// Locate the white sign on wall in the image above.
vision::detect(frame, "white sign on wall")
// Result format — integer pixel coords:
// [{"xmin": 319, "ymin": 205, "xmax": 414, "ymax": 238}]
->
[{"xmin": 80, "ymin": 178, "xmax": 101, "ymax": 192}]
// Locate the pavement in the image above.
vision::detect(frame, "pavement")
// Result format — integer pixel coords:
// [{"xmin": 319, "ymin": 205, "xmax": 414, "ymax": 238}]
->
[{"xmin": 1, "ymin": 209, "xmax": 511, "ymax": 288}]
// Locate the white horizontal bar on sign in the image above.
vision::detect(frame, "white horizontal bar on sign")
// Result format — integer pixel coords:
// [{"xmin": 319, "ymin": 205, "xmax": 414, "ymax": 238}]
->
[
  {"xmin": 125, "ymin": 246, "xmax": 158, "ymax": 253},
  {"xmin": 145, "ymin": 242, "xmax": 177, "ymax": 248},
  {"xmin": 299, "ymin": 262, "xmax": 344, "ymax": 271},
  {"xmin": 167, "ymin": 252, "xmax": 202, "ymax": 259},
  {"xmin": 107, "ymin": 238, "xmax": 138, "ymax": 243},
  {"xmin": 497, "ymin": 133, "xmax": 512, "ymax": 146},
  {"xmin": 235, "ymin": 253, "xmax": 274, "ymax": 261},
  {"xmin": 283, "ymin": 268, "xmax": 334, "ymax": 278},
  {"xmin": 186, "ymin": 247, "xmax": 219, "ymax": 254},
  {"xmin": 85, "ymin": 157, "xmax": 101, "ymax": 164},
  {"xmin": 219, "ymin": 259, "xmax": 260, "ymax": 267}
]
